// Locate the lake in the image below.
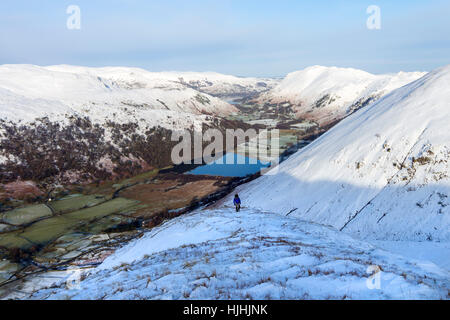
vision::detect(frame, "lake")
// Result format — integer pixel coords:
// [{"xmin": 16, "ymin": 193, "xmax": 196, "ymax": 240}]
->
[{"xmin": 186, "ymin": 153, "xmax": 271, "ymax": 177}]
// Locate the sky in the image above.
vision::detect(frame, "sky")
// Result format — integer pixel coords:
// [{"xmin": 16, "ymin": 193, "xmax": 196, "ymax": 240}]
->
[{"xmin": 0, "ymin": 0, "xmax": 449, "ymax": 77}]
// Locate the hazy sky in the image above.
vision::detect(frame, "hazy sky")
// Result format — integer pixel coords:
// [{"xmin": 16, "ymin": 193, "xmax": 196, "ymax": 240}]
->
[{"xmin": 1, "ymin": 0, "xmax": 449, "ymax": 76}]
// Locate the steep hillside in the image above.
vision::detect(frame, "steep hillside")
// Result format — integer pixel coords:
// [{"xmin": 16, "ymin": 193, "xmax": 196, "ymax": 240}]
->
[
  {"xmin": 45, "ymin": 65, "xmax": 278, "ymax": 100},
  {"xmin": 228, "ymin": 65, "xmax": 450, "ymax": 241},
  {"xmin": 0, "ymin": 64, "xmax": 238, "ymax": 123},
  {"xmin": 0, "ymin": 65, "xmax": 250, "ymax": 191},
  {"xmin": 28, "ymin": 208, "xmax": 449, "ymax": 300},
  {"xmin": 256, "ymin": 66, "xmax": 425, "ymax": 125}
]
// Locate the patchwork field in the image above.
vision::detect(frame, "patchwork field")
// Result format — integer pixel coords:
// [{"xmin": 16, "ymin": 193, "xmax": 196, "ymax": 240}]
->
[{"xmin": 0, "ymin": 169, "xmax": 238, "ymax": 298}]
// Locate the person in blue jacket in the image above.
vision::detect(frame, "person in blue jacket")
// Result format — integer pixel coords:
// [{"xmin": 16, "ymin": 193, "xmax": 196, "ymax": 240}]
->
[{"xmin": 233, "ymin": 194, "xmax": 241, "ymax": 212}]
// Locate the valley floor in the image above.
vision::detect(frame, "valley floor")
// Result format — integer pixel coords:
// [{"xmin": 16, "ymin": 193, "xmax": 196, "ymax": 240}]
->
[{"xmin": 28, "ymin": 208, "xmax": 449, "ymax": 300}]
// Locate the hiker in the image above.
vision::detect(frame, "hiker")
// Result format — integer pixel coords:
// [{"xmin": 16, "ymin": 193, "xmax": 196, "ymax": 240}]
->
[{"xmin": 233, "ymin": 194, "xmax": 241, "ymax": 212}]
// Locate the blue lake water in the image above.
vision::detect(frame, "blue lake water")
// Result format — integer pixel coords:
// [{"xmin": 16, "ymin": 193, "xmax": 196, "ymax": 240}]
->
[{"xmin": 187, "ymin": 153, "xmax": 270, "ymax": 177}]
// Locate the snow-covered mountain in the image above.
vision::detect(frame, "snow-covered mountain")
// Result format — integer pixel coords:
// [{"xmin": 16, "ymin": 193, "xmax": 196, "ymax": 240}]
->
[
  {"xmin": 20, "ymin": 64, "xmax": 450, "ymax": 299},
  {"xmin": 256, "ymin": 66, "xmax": 426, "ymax": 125},
  {"xmin": 4, "ymin": 65, "xmax": 449, "ymax": 300},
  {"xmin": 28, "ymin": 209, "xmax": 449, "ymax": 300},
  {"xmin": 0, "ymin": 64, "xmax": 265, "ymax": 186},
  {"xmin": 0, "ymin": 64, "xmax": 238, "ymax": 125},
  {"xmin": 149, "ymin": 70, "xmax": 277, "ymax": 99},
  {"xmin": 45, "ymin": 65, "xmax": 278, "ymax": 100},
  {"xmin": 228, "ymin": 65, "xmax": 450, "ymax": 241}
]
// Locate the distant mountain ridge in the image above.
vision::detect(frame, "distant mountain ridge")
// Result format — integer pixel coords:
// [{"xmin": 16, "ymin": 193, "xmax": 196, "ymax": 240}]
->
[
  {"xmin": 0, "ymin": 64, "xmax": 242, "ymax": 125},
  {"xmin": 0, "ymin": 64, "xmax": 266, "ymax": 190},
  {"xmin": 228, "ymin": 65, "xmax": 450, "ymax": 241},
  {"xmin": 256, "ymin": 65, "xmax": 426, "ymax": 125},
  {"xmin": 0, "ymin": 64, "xmax": 431, "ymax": 199}
]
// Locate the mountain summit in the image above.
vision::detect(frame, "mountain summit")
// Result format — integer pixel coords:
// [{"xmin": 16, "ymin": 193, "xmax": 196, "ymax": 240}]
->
[
  {"xmin": 231, "ymin": 65, "xmax": 450, "ymax": 241},
  {"xmin": 257, "ymin": 65, "xmax": 425, "ymax": 125}
]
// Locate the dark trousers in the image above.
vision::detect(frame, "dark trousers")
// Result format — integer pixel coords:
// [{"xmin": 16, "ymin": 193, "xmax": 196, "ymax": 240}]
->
[{"xmin": 235, "ymin": 204, "xmax": 240, "ymax": 212}]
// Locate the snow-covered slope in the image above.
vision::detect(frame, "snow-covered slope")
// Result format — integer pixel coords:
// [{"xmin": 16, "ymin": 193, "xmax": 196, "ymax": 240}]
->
[
  {"xmin": 0, "ymin": 64, "xmax": 266, "ymax": 186},
  {"xmin": 0, "ymin": 64, "xmax": 238, "ymax": 124},
  {"xmin": 228, "ymin": 65, "xmax": 450, "ymax": 241},
  {"xmin": 0, "ymin": 87, "xmax": 72, "ymax": 124},
  {"xmin": 29, "ymin": 208, "xmax": 449, "ymax": 300},
  {"xmin": 257, "ymin": 66, "xmax": 425, "ymax": 125},
  {"xmin": 45, "ymin": 65, "xmax": 278, "ymax": 100},
  {"xmin": 177, "ymin": 72, "xmax": 277, "ymax": 99}
]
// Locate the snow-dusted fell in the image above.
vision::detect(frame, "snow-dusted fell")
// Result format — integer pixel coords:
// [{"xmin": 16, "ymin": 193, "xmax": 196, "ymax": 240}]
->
[
  {"xmin": 0, "ymin": 64, "xmax": 238, "ymax": 125},
  {"xmin": 257, "ymin": 66, "xmax": 425, "ymax": 125},
  {"xmin": 46, "ymin": 65, "xmax": 278, "ymax": 99},
  {"xmin": 1, "ymin": 64, "xmax": 274, "ymax": 185},
  {"xmin": 29, "ymin": 209, "xmax": 449, "ymax": 300},
  {"xmin": 229, "ymin": 65, "xmax": 450, "ymax": 241}
]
